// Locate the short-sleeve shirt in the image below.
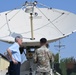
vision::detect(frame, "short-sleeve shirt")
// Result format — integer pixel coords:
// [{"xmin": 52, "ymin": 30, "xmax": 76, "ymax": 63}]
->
[{"xmin": 9, "ymin": 42, "xmax": 21, "ymax": 62}]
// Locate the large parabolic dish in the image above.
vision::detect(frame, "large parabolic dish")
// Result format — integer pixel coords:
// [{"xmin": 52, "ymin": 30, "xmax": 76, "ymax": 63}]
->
[{"xmin": 0, "ymin": 1, "xmax": 76, "ymax": 46}]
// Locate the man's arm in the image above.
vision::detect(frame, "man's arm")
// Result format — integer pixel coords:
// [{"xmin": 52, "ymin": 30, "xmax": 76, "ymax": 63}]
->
[
  {"xmin": 7, "ymin": 49, "xmax": 18, "ymax": 64},
  {"xmin": 33, "ymin": 50, "xmax": 38, "ymax": 63},
  {"xmin": 48, "ymin": 50, "xmax": 54, "ymax": 62}
]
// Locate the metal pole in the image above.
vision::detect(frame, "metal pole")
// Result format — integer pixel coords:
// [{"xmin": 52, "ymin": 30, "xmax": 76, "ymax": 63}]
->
[
  {"xmin": 54, "ymin": 40, "xmax": 65, "ymax": 63},
  {"xmin": 30, "ymin": 13, "xmax": 34, "ymax": 40},
  {"xmin": 59, "ymin": 40, "xmax": 61, "ymax": 63}
]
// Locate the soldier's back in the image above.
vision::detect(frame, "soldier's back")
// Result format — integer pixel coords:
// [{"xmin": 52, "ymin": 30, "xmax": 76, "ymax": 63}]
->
[{"xmin": 36, "ymin": 45, "xmax": 51, "ymax": 72}]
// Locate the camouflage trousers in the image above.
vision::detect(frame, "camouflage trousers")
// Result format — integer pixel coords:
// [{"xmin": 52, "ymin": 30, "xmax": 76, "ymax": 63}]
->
[{"xmin": 35, "ymin": 71, "xmax": 51, "ymax": 75}]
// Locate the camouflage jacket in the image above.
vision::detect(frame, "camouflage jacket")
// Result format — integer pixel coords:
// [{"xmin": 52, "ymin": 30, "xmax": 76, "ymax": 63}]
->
[{"xmin": 34, "ymin": 45, "xmax": 53, "ymax": 72}]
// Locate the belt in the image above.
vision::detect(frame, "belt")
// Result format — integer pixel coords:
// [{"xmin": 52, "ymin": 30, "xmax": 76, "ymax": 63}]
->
[{"xmin": 10, "ymin": 61, "xmax": 21, "ymax": 64}]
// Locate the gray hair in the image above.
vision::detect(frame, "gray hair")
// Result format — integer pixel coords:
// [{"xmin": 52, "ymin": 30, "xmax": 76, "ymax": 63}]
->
[{"xmin": 15, "ymin": 36, "xmax": 22, "ymax": 42}]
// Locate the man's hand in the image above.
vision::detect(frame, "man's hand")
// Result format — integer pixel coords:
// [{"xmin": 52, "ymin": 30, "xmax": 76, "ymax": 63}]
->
[{"xmin": 12, "ymin": 58, "xmax": 18, "ymax": 64}]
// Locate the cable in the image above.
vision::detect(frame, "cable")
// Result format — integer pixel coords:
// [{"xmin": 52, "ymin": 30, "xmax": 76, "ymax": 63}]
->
[
  {"xmin": 52, "ymin": 13, "xmax": 65, "ymax": 22},
  {"xmin": 38, "ymin": 2, "xmax": 65, "ymax": 14},
  {"xmin": 5, "ymin": 8, "xmax": 17, "ymax": 15},
  {"xmin": 18, "ymin": 22, "xmax": 51, "ymax": 35},
  {"xmin": 36, "ymin": 6, "xmax": 65, "ymax": 36},
  {"xmin": 50, "ymin": 8, "xmax": 65, "ymax": 14},
  {"xmin": 38, "ymin": 2, "xmax": 50, "ymax": 8},
  {"xmin": 8, "ymin": 6, "xmax": 24, "ymax": 22},
  {"xmin": 33, "ymin": 22, "xmax": 51, "ymax": 31},
  {"xmin": 5, "ymin": 14, "xmax": 11, "ymax": 35},
  {"xmin": 0, "ymin": 23, "xmax": 7, "ymax": 30},
  {"xmin": 0, "ymin": 6, "xmax": 24, "ymax": 31}
]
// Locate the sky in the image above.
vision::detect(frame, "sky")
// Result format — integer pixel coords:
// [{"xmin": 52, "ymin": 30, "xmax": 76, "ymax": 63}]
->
[{"xmin": 0, "ymin": 0, "xmax": 76, "ymax": 60}]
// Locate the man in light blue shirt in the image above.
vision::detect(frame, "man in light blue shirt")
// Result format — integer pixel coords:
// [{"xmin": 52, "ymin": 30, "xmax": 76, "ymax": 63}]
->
[{"xmin": 7, "ymin": 36, "xmax": 23, "ymax": 75}]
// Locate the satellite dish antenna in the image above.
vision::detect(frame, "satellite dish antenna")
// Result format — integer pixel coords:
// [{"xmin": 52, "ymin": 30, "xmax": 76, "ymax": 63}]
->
[
  {"xmin": 0, "ymin": 1, "xmax": 76, "ymax": 46},
  {"xmin": 0, "ymin": 1, "xmax": 76, "ymax": 75}
]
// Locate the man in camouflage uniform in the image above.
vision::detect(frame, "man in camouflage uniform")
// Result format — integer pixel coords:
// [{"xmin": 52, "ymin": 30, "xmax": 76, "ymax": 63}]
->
[{"xmin": 34, "ymin": 38, "xmax": 53, "ymax": 75}]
